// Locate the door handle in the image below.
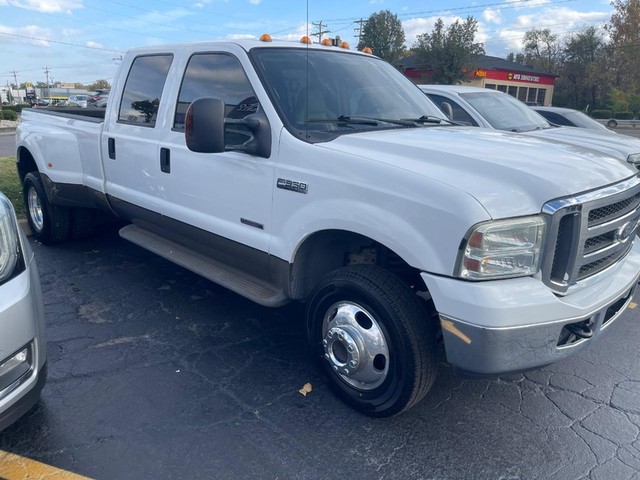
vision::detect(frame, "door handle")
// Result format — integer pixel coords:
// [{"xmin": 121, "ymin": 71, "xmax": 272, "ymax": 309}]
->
[
  {"xmin": 108, "ymin": 138, "xmax": 116, "ymax": 159},
  {"xmin": 160, "ymin": 147, "xmax": 171, "ymax": 173}
]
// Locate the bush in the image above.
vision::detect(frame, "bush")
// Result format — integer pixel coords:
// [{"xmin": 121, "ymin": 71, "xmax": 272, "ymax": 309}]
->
[
  {"xmin": 0, "ymin": 109, "xmax": 18, "ymax": 121},
  {"xmin": 614, "ymin": 111, "xmax": 634, "ymax": 120},
  {"xmin": 591, "ymin": 110, "xmax": 613, "ymax": 119},
  {"xmin": 6, "ymin": 104, "xmax": 28, "ymax": 114}
]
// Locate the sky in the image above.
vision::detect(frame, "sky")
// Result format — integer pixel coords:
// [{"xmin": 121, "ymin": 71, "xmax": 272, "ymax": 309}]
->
[{"xmin": 0, "ymin": 0, "xmax": 616, "ymax": 87}]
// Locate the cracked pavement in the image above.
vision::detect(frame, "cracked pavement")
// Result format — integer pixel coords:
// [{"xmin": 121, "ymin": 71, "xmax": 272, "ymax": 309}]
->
[{"xmin": 1, "ymin": 225, "xmax": 640, "ymax": 480}]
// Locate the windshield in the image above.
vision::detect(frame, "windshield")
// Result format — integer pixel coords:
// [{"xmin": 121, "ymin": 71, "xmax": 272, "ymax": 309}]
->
[
  {"xmin": 565, "ymin": 111, "xmax": 610, "ymax": 131},
  {"xmin": 460, "ymin": 91, "xmax": 550, "ymax": 132},
  {"xmin": 250, "ymin": 48, "xmax": 448, "ymax": 142}
]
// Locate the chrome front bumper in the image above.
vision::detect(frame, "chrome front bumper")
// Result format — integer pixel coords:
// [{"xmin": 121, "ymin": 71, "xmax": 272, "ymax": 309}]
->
[{"xmin": 422, "ymin": 241, "xmax": 640, "ymax": 375}]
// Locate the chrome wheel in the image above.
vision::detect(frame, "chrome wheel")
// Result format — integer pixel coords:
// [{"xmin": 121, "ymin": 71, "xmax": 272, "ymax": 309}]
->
[
  {"xmin": 27, "ymin": 186, "xmax": 44, "ymax": 232},
  {"xmin": 322, "ymin": 301, "xmax": 390, "ymax": 390}
]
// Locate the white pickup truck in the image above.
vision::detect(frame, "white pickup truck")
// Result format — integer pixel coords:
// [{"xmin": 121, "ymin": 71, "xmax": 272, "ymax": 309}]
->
[{"xmin": 16, "ymin": 38, "xmax": 640, "ymax": 416}]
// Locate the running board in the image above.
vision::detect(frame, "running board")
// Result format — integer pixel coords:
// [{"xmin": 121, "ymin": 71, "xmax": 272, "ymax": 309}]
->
[{"xmin": 119, "ymin": 224, "xmax": 289, "ymax": 307}]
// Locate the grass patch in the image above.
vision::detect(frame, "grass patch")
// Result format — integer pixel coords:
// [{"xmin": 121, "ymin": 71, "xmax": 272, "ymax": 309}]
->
[{"xmin": 0, "ymin": 156, "xmax": 24, "ymax": 218}]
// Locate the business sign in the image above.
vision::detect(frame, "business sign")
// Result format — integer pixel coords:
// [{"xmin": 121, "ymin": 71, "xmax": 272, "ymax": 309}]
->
[{"xmin": 473, "ymin": 69, "xmax": 555, "ymax": 85}]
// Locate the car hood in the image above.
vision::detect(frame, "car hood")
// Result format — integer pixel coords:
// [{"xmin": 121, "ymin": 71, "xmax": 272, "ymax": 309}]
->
[
  {"xmin": 525, "ymin": 127, "xmax": 640, "ymax": 160},
  {"xmin": 320, "ymin": 127, "xmax": 637, "ymax": 218}
]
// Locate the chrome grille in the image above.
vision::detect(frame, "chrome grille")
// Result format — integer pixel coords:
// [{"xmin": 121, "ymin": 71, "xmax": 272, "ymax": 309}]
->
[{"xmin": 542, "ymin": 176, "xmax": 640, "ymax": 294}]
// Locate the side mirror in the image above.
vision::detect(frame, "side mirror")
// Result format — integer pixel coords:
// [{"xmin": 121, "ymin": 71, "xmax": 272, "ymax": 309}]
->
[
  {"xmin": 185, "ymin": 97, "xmax": 225, "ymax": 153},
  {"xmin": 226, "ymin": 108, "xmax": 272, "ymax": 159},
  {"xmin": 440, "ymin": 102, "xmax": 454, "ymax": 121}
]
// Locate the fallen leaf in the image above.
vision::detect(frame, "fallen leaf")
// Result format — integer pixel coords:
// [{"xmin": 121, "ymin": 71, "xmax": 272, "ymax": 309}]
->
[{"xmin": 298, "ymin": 383, "xmax": 312, "ymax": 396}]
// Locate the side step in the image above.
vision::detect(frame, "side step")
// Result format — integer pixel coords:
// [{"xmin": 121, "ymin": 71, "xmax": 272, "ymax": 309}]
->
[{"xmin": 119, "ymin": 224, "xmax": 289, "ymax": 307}]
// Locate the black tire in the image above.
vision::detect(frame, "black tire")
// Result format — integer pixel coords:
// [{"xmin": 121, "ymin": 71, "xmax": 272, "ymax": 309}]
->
[
  {"xmin": 607, "ymin": 119, "xmax": 618, "ymax": 128},
  {"xmin": 307, "ymin": 265, "xmax": 438, "ymax": 417},
  {"xmin": 22, "ymin": 172, "xmax": 70, "ymax": 244}
]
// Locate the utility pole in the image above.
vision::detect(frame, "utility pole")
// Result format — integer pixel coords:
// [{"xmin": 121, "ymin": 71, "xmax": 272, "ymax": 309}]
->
[
  {"xmin": 43, "ymin": 66, "xmax": 51, "ymax": 98},
  {"xmin": 311, "ymin": 20, "xmax": 330, "ymax": 42},
  {"xmin": 11, "ymin": 70, "xmax": 18, "ymax": 88},
  {"xmin": 354, "ymin": 18, "xmax": 366, "ymax": 45}
]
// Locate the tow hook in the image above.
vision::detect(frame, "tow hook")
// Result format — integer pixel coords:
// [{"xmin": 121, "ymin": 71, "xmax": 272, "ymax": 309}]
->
[{"xmin": 565, "ymin": 322, "xmax": 593, "ymax": 339}]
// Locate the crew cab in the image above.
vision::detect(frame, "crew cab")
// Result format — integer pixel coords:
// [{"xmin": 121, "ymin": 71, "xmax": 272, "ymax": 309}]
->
[
  {"xmin": 420, "ymin": 85, "xmax": 640, "ymax": 167},
  {"xmin": 15, "ymin": 38, "xmax": 640, "ymax": 416}
]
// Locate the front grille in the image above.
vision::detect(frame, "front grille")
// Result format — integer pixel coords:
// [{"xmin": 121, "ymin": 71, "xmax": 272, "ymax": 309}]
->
[{"xmin": 542, "ymin": 176, "xmax": 640, "ymax": 293}]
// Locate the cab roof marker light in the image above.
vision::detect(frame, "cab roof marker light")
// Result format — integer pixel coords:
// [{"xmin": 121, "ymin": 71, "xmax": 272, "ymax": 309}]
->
[
  {"xmin": 259, "ymin": 33, "xmax": 272, "ymax": 42},
  {"xmin": 361, "ymin": 47, "xmax": 372, "ymax": 54},
  {"xmin": 321, "ymin": 38, "xmax": 332, "ymax": 46},
  {"xmin": 300, "ymin": 36, "xmax": 312, "ymax": 44},
  {"xmin": 339, "ymin": 41, "xmax": 350, "ymax": 49}
]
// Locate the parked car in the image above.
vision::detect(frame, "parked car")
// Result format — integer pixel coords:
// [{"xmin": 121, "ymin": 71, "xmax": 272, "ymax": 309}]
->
[
  {"xmin": 532, "ymin": 106, "xmax": 613, "ymax": 132},
  {"xmin": 0, "ymin": 192, "xmax": 46, "ymax": 431},
  {"xmin": 87, "ymin": 90, "xmax": 109, "ymax": 108},
  {"xmin": 68, "ymin": 94, "xmax": 88, "ymax": 108},
  {"xmin": 420, "ymin": 85, "xmax": 640, "ymax": 167}
]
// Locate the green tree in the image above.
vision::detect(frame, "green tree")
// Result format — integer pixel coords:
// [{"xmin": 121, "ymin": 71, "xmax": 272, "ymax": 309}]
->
[
  {"xmin": 560, "ymin": 26, "xmax": 605, "ymax": 108},
  {"xmin": 357, "ymin": 10, "xmax": 406, "ymax": 64},
  {"xmin": 88, "ymin": 79, "xmax": 111, "ymax": 91},
  {"xmin": 521, "ymin": 28, "xmax": 562, "ymax": 74},
  {"xmin": 506, "ymin": 52, "xmax": 526, "ymax": 64},
  {"xmin": 412, "ymin": 17, "xmax": 484, "ymax": 84},
  {"xmin": 606, "ymin": 0, "xmax": 640, "ymax": 93}
]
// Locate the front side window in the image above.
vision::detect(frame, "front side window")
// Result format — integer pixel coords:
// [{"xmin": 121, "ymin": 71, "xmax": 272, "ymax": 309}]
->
[
  {"xmin": 426, "ymin": 93, "xmax": 478, "ymax": 126},
  {"xmin": 118, "ymin": 54, "xmax": 173, "ymax": 127},
  {"xmin": 174, "ymin": 53, "xmax": 258, "ymax": 146}
]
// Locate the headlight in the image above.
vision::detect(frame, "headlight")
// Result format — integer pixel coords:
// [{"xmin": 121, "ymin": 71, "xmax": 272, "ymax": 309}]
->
[
  {"xmin": 0, "ymin": 194, "xmax": 20, "ymax": 284},
  {"xmin": 627, "ymin": 153, "xmax": 640, "ymax": 167},
  {"xmin": 458, "ymin": 216, "xmax": 546, "ymax": 280}
]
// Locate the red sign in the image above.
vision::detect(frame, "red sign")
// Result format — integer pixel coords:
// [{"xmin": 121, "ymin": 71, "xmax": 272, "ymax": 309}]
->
[{"xmin": 473, "ymin": 69, "xmax": 555, "ymax": 85}]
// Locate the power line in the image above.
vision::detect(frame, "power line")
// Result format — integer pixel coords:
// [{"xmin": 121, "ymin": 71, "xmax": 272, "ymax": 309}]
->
[
  {"xmin": 0, "ymin": 31, "xmax": 124, "ymax": 53},
  {"xmin": 310, "ymin": 21, "xmax": 331, "ymax": 41}
]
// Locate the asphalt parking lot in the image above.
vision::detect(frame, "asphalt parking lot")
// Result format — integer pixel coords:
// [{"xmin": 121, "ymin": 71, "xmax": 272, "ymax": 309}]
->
[{"xmin": 1, "ymin": 224, "xmax": 640, "ymax": 480}]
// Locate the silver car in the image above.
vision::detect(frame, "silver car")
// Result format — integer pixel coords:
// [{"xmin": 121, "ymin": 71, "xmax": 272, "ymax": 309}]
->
[{"xmin": 0, "ymin": 192, "xmax": 46, "ymax": 431}]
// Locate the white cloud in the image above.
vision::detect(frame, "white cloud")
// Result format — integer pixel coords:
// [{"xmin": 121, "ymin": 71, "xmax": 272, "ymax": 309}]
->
[
  {"xmin": 0, "ymin": 24, "xmax": 52, "ymax": 45},
  {"xmin": 62, "ymin": 28, "xmax": 81, "ymax": 36},
  {"xmin": 483, "ymin": 9, "xmax": 502, "ymax": 24},
  {"xmin": 249, "ymin": 0, "xmax": 261, "ymax": 4},
  {"xmin": 86, "ymin": 40, "xmax": 102, "ymax": 48},
  {"xmin": 6, "ymin": 0, "xmax": 83, "ymax": 14},
  {"xmin": 226, "ymin": 33, "xmax": 255, "ymax": 40}
]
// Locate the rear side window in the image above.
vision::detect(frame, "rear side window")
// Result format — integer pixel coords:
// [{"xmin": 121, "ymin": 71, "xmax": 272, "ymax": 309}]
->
[
  {"xmin": 118, "ymin": 54, "xmax": 173, "ymax": 127},
  {"xmin": 174, "ymin": 53, "xmax": 257, "ymax": 138}
]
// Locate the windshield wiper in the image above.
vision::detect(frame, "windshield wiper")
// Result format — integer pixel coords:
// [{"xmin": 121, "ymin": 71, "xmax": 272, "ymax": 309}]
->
[
  {"xmin": 306, "ymin": 115, "xmax": 380, "ymax": 126},
  {"xmin": 401, "ymin": 115, "xmax": 451, "ymax": 125}
]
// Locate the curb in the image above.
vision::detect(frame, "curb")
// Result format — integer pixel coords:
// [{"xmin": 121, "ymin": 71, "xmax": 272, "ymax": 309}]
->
[{"xmin": 0, "ymin": 128, "xmax": 17, "ymax": 134}]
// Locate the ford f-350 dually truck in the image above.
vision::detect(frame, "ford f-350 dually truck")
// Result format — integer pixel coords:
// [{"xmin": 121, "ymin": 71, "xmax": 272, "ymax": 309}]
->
[{"xmin": 16, "ymin": 37, "xmax": 640, "ymax": 416}]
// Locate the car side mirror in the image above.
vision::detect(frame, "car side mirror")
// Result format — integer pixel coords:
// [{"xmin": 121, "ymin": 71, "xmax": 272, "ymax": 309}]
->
[
  {"xmin": 440, "ymin": 102, "xmax": 454, "ymax": 121},
  {"xmin": 185, "ymin": 97, "xmax": 226, "ymax": 153},
  {"xmin": 225, "ymin": 108, "xmax": 272, "ymax": 159}
]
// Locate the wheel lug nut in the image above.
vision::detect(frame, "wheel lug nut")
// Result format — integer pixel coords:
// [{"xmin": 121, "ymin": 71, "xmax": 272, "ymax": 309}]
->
[
  {"xmin": 324, "ymin": 353, "xmax": 330, "ymax": 360},
  {"xmin": 322, "ymin": 339, "xmax": 327, "ymax": 347},
  {"xmin": 350, "ymin": 360, "xmax": 357, "ymax": 367},
  {"xmin": 338, "ymin": 333, "xmax": 344, "ymax": 341},
  {"xmin": 347, "ymin": 345, "xmax": 354, "ymax": 352},
  {"xmin": 343, "ymin": 369, "xmax": 349, "ymax": 375},
  {"xmin": 333, "ymin": 365, "xmax": 338, "ymax": 372},
  {"xmin": 327, "ymin": 331, "xmax": 333, "ymax": 338}
]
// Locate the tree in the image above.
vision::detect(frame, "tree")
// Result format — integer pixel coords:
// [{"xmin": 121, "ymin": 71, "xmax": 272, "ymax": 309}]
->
[
  {"xmin": 560, "ymin": 26, "xmax": 605, "ymax": 108},
  {"xmin": 88, "ymin": 79, "xmax": 111, "ymax": 91},
  {"xmin": 506, "ymin": 52, "xmax": 526, "ymax": 64},
  {"xmin": 357, "ymin": 10, "xmax": 406, "ymax": 64},
  {"xmin": 521, "ymin": 28, "xmax": 562, "ymax": 74},
  {"xmin": 606, "ymin": 0, "xmax": 640, "ymax": 93},
  {"xmin": 412, "ymin": 17, "xmax": 485, "ymax": 85}
]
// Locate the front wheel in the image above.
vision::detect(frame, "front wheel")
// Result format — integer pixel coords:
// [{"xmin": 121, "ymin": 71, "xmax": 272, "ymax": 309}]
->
[
  {"xmin": 307, "ymin": 265, "xmax": 438, "ymax": 417},
  {"xmin": 607, "ymin": 119, "xmax": 618, "ymax": 128},
  {"xmin": 23, "ymin": 172, "xmax": 70, "ymax": 244}
]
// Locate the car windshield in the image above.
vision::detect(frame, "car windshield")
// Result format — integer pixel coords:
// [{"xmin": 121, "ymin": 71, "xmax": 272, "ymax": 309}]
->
[
  {"xmin": 460, "ymin": 91, "xmax": 550, "ymax": 132},
  {"xmin": 250, "ymin": 48, "xmax": 449, "ymax": 142},
  {"xmin": 564, "ymin": 111, "xmax": 610, "ymax": 131}
]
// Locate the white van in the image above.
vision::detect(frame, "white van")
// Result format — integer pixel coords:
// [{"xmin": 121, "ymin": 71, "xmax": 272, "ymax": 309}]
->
[{"xmin": 0, "ymin": 192, "xmax": 46, "ymax": 431}]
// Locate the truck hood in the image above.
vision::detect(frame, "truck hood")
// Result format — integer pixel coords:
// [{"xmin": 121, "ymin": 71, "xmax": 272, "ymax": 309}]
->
[
  {"xmin": 320, "ymin": 127, "xmax": 637, "ymax": 218},
  {"xmin": 524, "ymin": 126, "xmax": 640, "ymax": 160}
]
